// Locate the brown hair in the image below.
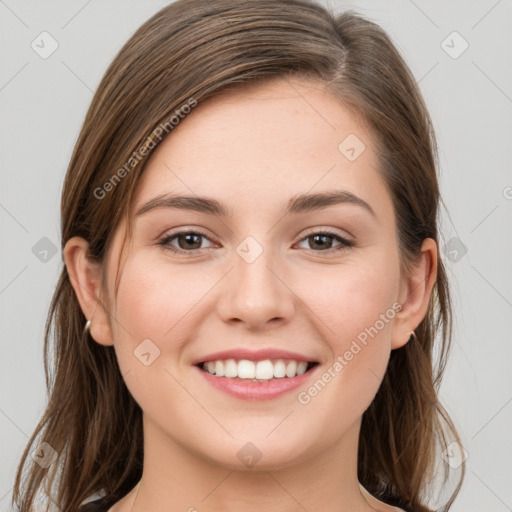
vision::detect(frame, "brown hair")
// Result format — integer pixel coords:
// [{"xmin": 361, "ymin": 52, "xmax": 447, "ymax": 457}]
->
[{"xmin": 12, "ymin": 1, "xmax": 465, "ymax": 511}]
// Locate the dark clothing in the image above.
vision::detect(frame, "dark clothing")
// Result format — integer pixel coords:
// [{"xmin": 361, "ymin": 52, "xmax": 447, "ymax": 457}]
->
[{"xmin": 78, "ymin": 497, "xmax": 111, "ymax": 512}]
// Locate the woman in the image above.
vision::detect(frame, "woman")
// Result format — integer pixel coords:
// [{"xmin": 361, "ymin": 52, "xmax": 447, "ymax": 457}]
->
[{"xmin": 12, "ymin": 0, "xmax": 465, "ymax": 511}]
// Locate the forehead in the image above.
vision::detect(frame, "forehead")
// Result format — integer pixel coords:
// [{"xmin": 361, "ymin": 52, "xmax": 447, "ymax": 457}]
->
[{"xmin": 131, "ymin": 77, "xmax": 392, "ymax": 222}]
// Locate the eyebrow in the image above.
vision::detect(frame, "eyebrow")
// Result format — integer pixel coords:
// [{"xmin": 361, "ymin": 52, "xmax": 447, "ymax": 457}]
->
[{"xmin": 135, "ymin": 189, "xmax": 376, "ymax": 218}]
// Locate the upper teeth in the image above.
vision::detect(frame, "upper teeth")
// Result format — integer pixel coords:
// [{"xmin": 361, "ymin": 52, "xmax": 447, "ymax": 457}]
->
[{"xmin": 201, "ymin": 359, "xmax": 310, "ymax": 380}]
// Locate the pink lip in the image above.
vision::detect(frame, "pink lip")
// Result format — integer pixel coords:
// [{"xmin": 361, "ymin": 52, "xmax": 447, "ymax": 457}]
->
[
  {"xmin": 194, "ymin": 364, "xmax": 319, "ymax": 400},
  {"xmin": 191, "ymin": 348, "xmax": 318, "ymax": 365}
]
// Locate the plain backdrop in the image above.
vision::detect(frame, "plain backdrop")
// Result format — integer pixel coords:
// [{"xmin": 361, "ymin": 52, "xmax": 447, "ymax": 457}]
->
[{"xmin": 1, "ymin": 1, "xmax": 511, "ymax": 511}]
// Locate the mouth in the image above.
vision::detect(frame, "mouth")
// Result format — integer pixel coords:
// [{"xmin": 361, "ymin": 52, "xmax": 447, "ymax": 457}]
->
[
  {"xmin": 194, "ymin": 359, "xmax": 320, "ymax": 382},
  {"xmin": 194, "ymin": 358, "xmax": 321, "ymax": 400}
]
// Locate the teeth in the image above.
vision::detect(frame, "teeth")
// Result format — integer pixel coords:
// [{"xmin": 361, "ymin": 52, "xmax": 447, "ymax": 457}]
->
[
  {"xmin": 238, "ymin": 360, "xmax": 255, "ymax": 379},
  {"xmin": 296, "ymin": 361, "xmax": 308, "ymax": 375},
  {"xmin": 285, "ymin": 361, "xmax": 297, "ymax": 378},
  {"xmin": 256, "ymin": 360, "xmax": 274, "ymax": 379},
  {"xmin": 224, "ymin": 359, "xmax": 238, "ymax": 378},
  {"xmin": 201, "ymin": 358, "xmax": 312, "ymax": 380},
  {"xmin": 215, "ymin": 360, "xmax": 224, "ymax": 377},
  {"xmin": 273, "ymin": 360, "xmax": 286, "ymax": 378}
]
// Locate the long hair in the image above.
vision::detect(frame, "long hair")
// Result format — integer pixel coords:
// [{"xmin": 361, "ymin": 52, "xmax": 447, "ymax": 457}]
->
[{"xmin": 12, "ymin": 1, "xmax": 465, "ymax": 510}]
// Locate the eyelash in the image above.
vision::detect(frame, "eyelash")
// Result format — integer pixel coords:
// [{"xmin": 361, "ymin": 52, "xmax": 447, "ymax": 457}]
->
[{"xmin": 157, "ymin": 229, "xmax": 355, "ymax": 256}]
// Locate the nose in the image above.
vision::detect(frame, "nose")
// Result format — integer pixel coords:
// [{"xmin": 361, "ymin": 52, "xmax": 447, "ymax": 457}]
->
[{"xmin": 216, "ymin": 244, "xmax": 295, "ymax": 331}]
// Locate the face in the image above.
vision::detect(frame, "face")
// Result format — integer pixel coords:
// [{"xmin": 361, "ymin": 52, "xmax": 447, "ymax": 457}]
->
[{"xmin": 98, "ymin": 78, "xmax": 408, "ymax": 469}]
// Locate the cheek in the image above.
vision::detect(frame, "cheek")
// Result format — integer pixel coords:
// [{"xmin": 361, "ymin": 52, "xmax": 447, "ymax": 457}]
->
[
  {"xmin": 295, "ymin": 253, "xmax": 400, "ymax": 416},
  {"xmin": 108, "ymin": 254, "xmax": 208, "ymax": 385},
  {"xmin": 112, "ymin": 254, "xmax": 205, "ymax": 339},
  {"xmin": 302, "ymin": 249, "xmax": 400, "ymax": 339}
]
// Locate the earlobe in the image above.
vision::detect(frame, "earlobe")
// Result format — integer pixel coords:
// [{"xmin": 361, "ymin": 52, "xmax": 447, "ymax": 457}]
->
[
  {"xmin": 391, "ymin": 238, "xmax": 438, "ymax": 350},
  {"xmin": 63, "ymin": 236, "xmax": 114, "ymax": 346}
]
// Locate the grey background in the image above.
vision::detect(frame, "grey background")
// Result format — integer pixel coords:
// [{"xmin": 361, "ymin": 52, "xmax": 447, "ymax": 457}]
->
[{"xmin": 1, "ymin": 1, "xmax": 511, "ymax": 511}]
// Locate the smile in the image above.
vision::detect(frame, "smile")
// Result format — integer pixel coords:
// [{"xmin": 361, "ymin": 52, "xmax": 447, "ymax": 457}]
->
[
  {"xmin": 197, "ymin": 358, "xmax": 318, "ymax": 381},
  {"xmin": 194, "ymin": 359, "xmax": 320, "ymax": 400}
]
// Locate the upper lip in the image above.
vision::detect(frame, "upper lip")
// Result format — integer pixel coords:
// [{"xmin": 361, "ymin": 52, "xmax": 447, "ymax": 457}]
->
[{"xmin": 192, "ymin": 348, "xmax": 319, "ymax": 365}]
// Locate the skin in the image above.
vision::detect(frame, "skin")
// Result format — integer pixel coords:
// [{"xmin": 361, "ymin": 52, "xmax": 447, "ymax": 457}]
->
[{"xmin": 65, "ymin": 77, "xmax": 437, "ymax": 512}]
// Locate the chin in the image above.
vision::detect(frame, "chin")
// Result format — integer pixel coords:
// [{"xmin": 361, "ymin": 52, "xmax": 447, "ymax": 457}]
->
[{"xmin": 196, "ymin": 433, "xmax": 319, "ymax": 472}]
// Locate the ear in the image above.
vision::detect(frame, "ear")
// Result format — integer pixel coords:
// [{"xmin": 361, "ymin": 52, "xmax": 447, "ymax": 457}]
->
[
  {"xmin": 391, "ymin": 238, "xmax": 438, "ymax": 350},
  {"xmin": 63, "ymin": 236, "xmax": 114, "ymax": 346}
]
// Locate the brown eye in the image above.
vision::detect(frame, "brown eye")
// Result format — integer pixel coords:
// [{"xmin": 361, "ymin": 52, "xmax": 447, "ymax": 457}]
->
[
  {"xmin": 159, "ymin": 231, "xmax": 214, "ymax": 253},
  {"xmin": 175, "ymin": 233, "xmax": 203, "ymax": 250},
  {"xmin": 297, "ymin": 231, "xmax": 354, "ymax": 252}
]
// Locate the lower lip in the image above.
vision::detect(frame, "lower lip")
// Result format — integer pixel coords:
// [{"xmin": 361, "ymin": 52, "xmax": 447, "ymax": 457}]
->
[{"xmin": 194, "ymin": 364, "xmax": 319, "ymax": 400}]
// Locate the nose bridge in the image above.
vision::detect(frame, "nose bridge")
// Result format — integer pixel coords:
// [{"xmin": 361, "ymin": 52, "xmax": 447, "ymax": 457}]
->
[{"xmin": 216, "ymin": 235, "xmax": 294, "ymax": 328}]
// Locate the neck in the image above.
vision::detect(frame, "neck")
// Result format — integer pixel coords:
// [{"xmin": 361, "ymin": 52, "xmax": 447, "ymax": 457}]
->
[{"xmin": 124, "ymin": 414, "xmax": 375, "ymax": 512}]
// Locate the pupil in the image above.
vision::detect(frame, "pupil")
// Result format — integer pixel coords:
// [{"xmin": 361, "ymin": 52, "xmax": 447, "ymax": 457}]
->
[
  {"xmin": 176, "ymin": 234, "xmax": 334, "ymax": 251},
  {"xmin": 311, "ymin": 234, "xmax": 331, "ymax": 250},
  {"xmin": 179, "ymin": 233, "xmax": 201, "ymax": 249}
]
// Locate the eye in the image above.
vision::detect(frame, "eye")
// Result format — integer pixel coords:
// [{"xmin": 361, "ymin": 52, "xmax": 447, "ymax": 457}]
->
[
  {"xmin": 158, "ymin": 229, "xmax": 354, "ymax": 256},
  {"xmin": 296, "ymin": 230, "xmax": 354, "ymax": 252},
  {"xmin": 158, "ymin": 230, "xmax": 215, "ymax": 254}
]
